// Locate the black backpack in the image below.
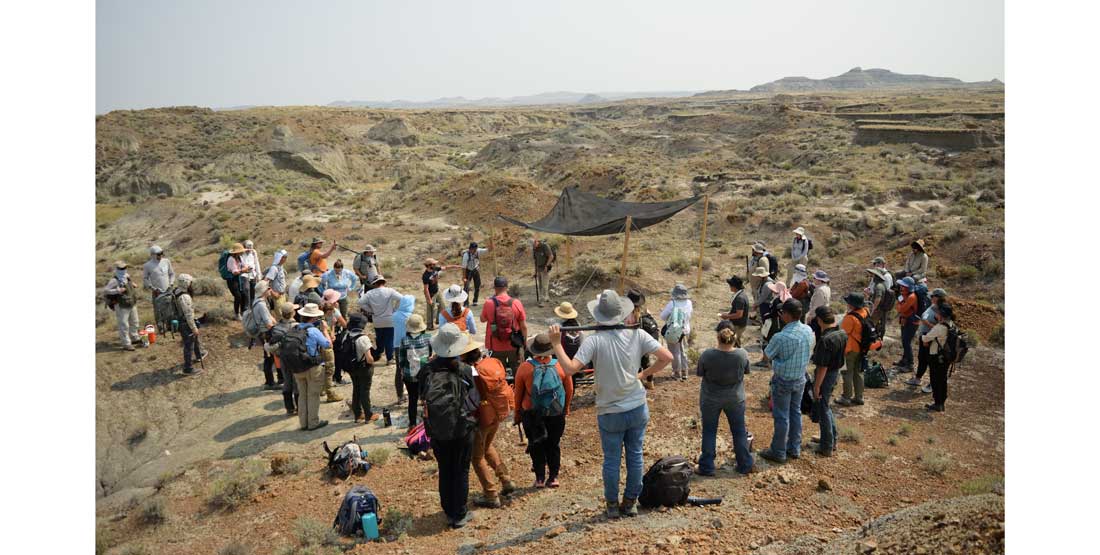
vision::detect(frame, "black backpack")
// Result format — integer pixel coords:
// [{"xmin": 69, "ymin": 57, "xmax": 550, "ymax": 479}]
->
[
  {"xmin": 935, "ymin": 323, "xmax": 966, "ymax": 366},
  {"xmin": 324, "ymin": 438, "xmax": 370, "ymax": 480},
  {"xmin": 765, "ymin": 253, "xmax": 779, "ymax": 277},
  {"xmin": 338, "ymin": 330, "xmax": 369, "ymax": 372},
  {"xmin": 423, "ymin": 363, "xmax": 474, "ymax": 442},
  {"xmin": 639, "ymin": 456, "xmax": 693, "ymax": 508},
  {"xmin": 332, "ymin": 485, "xmax": 381, "ymax": 537},
  {"xmin": 850, "ymin": 311, "xmax": 879, "ymax": 352},
  {"xmin": 278, "ymin": 324, "xmax": 324, "ymax": 373},
  {"xmin": 639, "ymin": 313, "xmax": 660, "ymax": 340}
]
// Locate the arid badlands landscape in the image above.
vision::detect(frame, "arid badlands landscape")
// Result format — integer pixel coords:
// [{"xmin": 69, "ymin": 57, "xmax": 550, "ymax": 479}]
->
[{"xmin": 95, "ymin": 68, "xmax": 1005, "ymax": 554}]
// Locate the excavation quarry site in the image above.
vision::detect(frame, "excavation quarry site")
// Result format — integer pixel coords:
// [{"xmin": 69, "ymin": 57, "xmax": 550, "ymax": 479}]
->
[{"xmin": 95, "ymin": 82, "xmax": 1005, "ymax": 555}]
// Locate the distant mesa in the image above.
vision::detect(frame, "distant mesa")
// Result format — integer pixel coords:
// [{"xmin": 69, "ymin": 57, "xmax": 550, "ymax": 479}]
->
[{"xmin": 747, "ymin": 67, "xmax": 1003, "ymax": 93}]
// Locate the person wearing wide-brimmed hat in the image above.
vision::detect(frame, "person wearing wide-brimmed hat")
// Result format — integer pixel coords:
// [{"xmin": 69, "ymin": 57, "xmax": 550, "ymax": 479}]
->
[
  {"xmin": 788, "ymin": 227, "xmax": 811, "ymax": 286},
  {"xmin": 174, "ymin": 274, "xmax": 208, "ymax": 374},
  {"xmin": 462, "ymin": 334, "xmax": 516, "ymax": 508},
  {"xmin": 359, "ymin": 274, "xmax": 405, "ymax": 366},
  {"xmin": 320, "ymin": 288, "xmax": 350, "ymax": 394},
  {"xmin": 418, "ymin": 323, "xmax": 480, "ymax": 529},
  {"xmin": 225, "ymin": 242, "xmax": 252, "ymax": 320},
  {"xmin": 142, "ymin": 245, "xmax": 176, "ymax": 302},
  {"xmin": 908, "ymin": 288, "xmax": 949, "ymax": 391},
  {"xmin": 894, "ymin": 277, "xmax": 920, "ymax": 372},
  {"xmin": 659, "ymin": 283, "xmax": 694, "ymax": 380},
  {"xmin": 293, "ymin": 274, "xmax": 323, "ymax": 322},
  {"xmin": 352, "ymin": 244, "xmax": 379, "ymax": 292},
  {"xmin": 761, "ymin": 280, "xmax": 793, "ymax": 350},
  {"xmin": 440, "ymin": 284, "xmax": 477, "ymax": 333},
  {"xmin": 422, "ymin": 258, "xmax": 462, "ymax": 330},
  {"xmin": 105, "ymin": 260, "xmax": 142, "ymax": 351},
  {"xmin": 293, "ymin": 303, "xmax": 332, "ymax": 431},
  {"xmin": 804, "ymin": 270, "xmax": 832, "ymax": 326},
  {"xmin": 836, "ymin": 293, "xmax": 871, "ymax": 407},
  {"xmin": 747, "ymin": 243, "xmax": 773, "ymax": 303},
  {"xmin": 240, "ymin": 240, "xmax": 262, "ymax": 305},
  {"xmin": 788, "ymin": 263, "xmax": 812, "ymax": 313},
  {"xmin": 308, "ymin": 237, "xmax": 337, "ymax": 275},
  {"xmin": 462, "ymin": 242, "xmax": 490, "ymax": 306},
  {"xmin": 342, "ymin": 312, "xmax": 377, "ymax": 423},
  {"xmin": 513, "ymin": 333, "xmax": 573, "ymax": 490},
  {"xmin": 547, "ymin": 290, "xmax": 673, "ymax": 519},
  {"xmin": 397, "ymin": 313, "xmax": 431, "ymax": 429},
  {"xmin": 905, "ymin": 239, "xmax": 929, "ymax": 281},
  {"xmin": 865, "ymin": 265, "xmax": 894, "ymax": 340}
]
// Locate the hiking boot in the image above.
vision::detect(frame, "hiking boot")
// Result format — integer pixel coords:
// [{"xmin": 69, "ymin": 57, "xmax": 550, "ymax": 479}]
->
[
  {"xmin": 921, "ymin": 385, "xmax": 933, "ymax": 394},
  {"xmin": 905, "ymin": 377, "xmax": 921, "ymax": 386},
  {"xmin": 814, "ymin": 448, "xmax": 833, "ymax": 458},
  {"xmin": 835, "ymin": 396, "xmax": 853, "ymax": 407},
  {"xmin": 787, "ymin": 451, "xmax": 800, "ymax": 460},
  {"xmin": 547, "ymin": 478, "xmax": 560, "ymax": 488},
  {"xmin": 309, "ymin": 420, "xmax": 329, "ymax": 431},
  {"xmin": 354, "ymin": 414, "xmax": 364, "ymax": 423},
  {"xmin": 325, "ymin": 391, "xmax": 344, "ymax": 403},
  {"xmin": 852, "ymin": 399, "xmax": 865, "ymax": 406},
  {"xmin": 619, "ymin": 498, "xmax": 639, "ymax": 517},
  {"xmin": 501, "ymin": 482, "xmax": 516, "ymax": 496},
  {"xmin": 605, "ymin": 501, "xmax": 621, "ymax": 519},
  {"xmin": 474, "ymin": 496, "xmax": 502, "ymax": 509},
  {"xmin": 695, "ymin": 468, "xmax": 716, "ymax": 477},
  {"xmin": 263, "ymin": 383, "xmax": 281, "ymax": 391},
  {"xmin": 184, "ymin": 368, "xmax": 203, "ymax": 376},
  {"xmin": 757, "ymin": 449, "xmax": 787, "ymax": 464},
  {"xmin": 925, "ymin": 403, "xmax": 945, "ymax": 412},
  {"xmin": 451, "ymin": 511, "xmax": 474, "ymax": 529}
]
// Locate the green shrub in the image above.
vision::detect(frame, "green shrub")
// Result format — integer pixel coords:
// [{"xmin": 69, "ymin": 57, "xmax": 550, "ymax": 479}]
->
[
  {"xmin": 139, "ymin": 497, "xmax": 167, "ymax": 526},
  {"xmin": 960, "ymin": 474, "xmax": 1004, "ymax": 495},
  {"xmin": 887, "ymin": 436, "xmax": 899, "ymax": 446},
  {"xmin": 203, "ymin": 306, "xmax": 235, "ymax": 325},
  {"xmin": 956, "ymin": 265, "xmax": 980, "ymax": 282},
  {"xmin": 209, "ymin": 460, "xmax": 267, "ymax": 510},
  {"xmin": 920, "ymin": 449, "xmax": 951, "ymax": 475},
  {"xmin": 294, "ymin": 516, "xmax": 338, "ymax": 547},
  {"xmin": 898, "ymin": 423, "xmax": 913, "ymax": 437},
  {"xmin": 383, "ymin": 508, "xmax": 414, "ymax": 538},
  {"xmin": 941, "ymin": 227, "xmax": 968, "ymax": 243},
  {"xmin": 367, "ymin": 448, "xmax": 392, "ymax": 466},
  {"xmin": 838, "ymin": 426, "xmax": 862, "ymax": 444},
  {"xmin": 851, "ymin": 201, "xmax": 866, "ymax": 211},
  {"xmin": 667, "ymin": 257, "xmax": 691, "ymax": 274},
  {"xmin": 191, "ymin": 276, "xmax": 225, "ymax": 296},
  {"xmin": 981, "ymin": 258, "xmax": 1004, "ymax": 279}
]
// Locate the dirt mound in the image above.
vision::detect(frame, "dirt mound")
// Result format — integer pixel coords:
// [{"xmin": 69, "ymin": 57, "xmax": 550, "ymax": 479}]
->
[
  {"xmin": 950, "ymin": 298, "xmax": 1003, "ymax": 341},
  {"xmin": 759, "ymin": 494, "xmax": 1004, "ymax": 555},
  {"xmin": 416, "ymin": 171, "xmax": 555, "ymax": 228}
]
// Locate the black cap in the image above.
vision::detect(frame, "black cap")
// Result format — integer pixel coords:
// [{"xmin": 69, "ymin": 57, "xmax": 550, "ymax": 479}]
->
[
  {"xmin": 715, "ymin": 319, "xmax": 735, "ymax": 332},
  {"xmin": 726, "ymin": 276, "xmax": 743, "ymax": 289},
  {"xmin": 493, "ymin": 276, "xmax": 508, "ymax": 288},
  {"xmin": 469, "ymin": 242, "xmax": 479, "ymax": 249}
]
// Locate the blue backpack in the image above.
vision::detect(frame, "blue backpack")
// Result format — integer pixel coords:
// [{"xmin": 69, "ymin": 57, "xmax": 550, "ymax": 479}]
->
[
  {"xmin": 296, "ymin": 251, "xmax": 311, "ymax": 274},
  {"xmin": 529, "ymin": 357, "xmax": 566, "ymax": 416},
  {"xmin": 332, "ymin": 484, "xmax": 381, "ymax": 537},
  {"xmin": 912, "ymin": 284, "xmax": 932, "ymax": 325},
  {"xmin": 217, "ymin": 250, "xmax": 234, "ymax": 280}
]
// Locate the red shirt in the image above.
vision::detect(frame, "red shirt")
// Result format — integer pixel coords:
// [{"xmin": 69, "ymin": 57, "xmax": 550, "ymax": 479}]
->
[{"xmin": 480, "ymin": 294, "xmax": 526, "ymax": 351}]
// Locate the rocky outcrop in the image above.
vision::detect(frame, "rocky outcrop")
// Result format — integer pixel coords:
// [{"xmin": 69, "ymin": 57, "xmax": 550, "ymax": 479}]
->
[
  {"xmin": 854, "ymin": 125, "xmax": 990, "ymax": 151},
  {"xmin": 97, "ymin": 161, "xmax": 191, "ymax": 198},
  {"xmin": 266, "ymin": 124, "xmax": 350, "ymax": 183},
  {"xmin": 367, "ymin": 118, "xmax": 419, "ymax": 147}
]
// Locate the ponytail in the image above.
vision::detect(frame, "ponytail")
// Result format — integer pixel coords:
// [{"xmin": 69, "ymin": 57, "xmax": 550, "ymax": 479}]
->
[{"xmin": 717, "ymin": 328, "xmax": 735, "ymax": 346}]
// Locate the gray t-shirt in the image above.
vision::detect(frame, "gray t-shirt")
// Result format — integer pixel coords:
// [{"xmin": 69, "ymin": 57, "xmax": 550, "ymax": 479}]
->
[
  {"xmin": 696, "ymin": 348, "xmax": 748, "ymax": 403},
  {"xmin": 265, "ymin": 264, "xmax": 287, "ymax": 294},
  {"xmin": 358, "ymin": 286, "xmax": 403, "ymax": 328},
  {"xmin": 249, "ymin": 298, "xmax": 274, "ymax": 328},
  {"xmin": 574, "ymin": 328, "xmax": 661, "ymax": 415}
]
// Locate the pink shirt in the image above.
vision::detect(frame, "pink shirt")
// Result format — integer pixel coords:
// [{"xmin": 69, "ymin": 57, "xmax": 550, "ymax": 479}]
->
[{"xmin": 480, "ymin": 294, "xmax": 526, "ymax": 351}]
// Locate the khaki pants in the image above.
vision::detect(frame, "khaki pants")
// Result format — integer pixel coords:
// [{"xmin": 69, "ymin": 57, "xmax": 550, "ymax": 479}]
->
[
  {"xmin": 535, "ymin": 268, "xmax": 551, "ymax": 303},
  {"xmin": 730, "ymin": 324, "xmax": 746, "ymax": 348},
  {"xmin": 472, "ymin": 421, "xmax": 512, "ymax": 498},
  {"xmin": 294, "ymin": 365, "xmax": 325, "ymax": 430},
  {"xmin": 115, "ymin": 305, "xmax": 140, "ymax": 347},
  {"xmin": 787, "ymin": 256, "xmax": 809, "ymax": 286},
  {"xmin": 842, "ymin": 351, "xmax": 864, "ymax": 402},
  {"xmin": 748, "ymin": 276, "xmax": 762, "ymax": 306},
  {"xmin": 427, "ymin": 291, "xmax": 442, "ymax": 330}
]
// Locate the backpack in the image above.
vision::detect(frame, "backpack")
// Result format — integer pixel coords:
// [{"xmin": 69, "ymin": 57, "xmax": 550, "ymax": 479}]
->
[
  {"xmin": 278, "ymin": 324, "xmax": 324, "ymax": 373},
  {"xmin": 765, "ymin": 253, "xmax": 779, "ymax": 277},
  {"xmin": 404, "ymin": 422, "xmax": 430, "ymax": 455},
  {"xmin": 639, "ymin": 456, "xmax": 693, "ymax": 508},
  {"xmin": 218, "ymin": 250, "xmax": 234, "ymax": 280},
  {"xmin": 332, "ymin": 485, "xmax": 381, "ymax": 537},
  {"xmin": 153, "ymin": 288, "xmax": 183, "ymax": 331},
  {"xmin": 401, "ymin": 335, "xmax": 432, "ymax": 380},
  {"xmin": 489, "ymin": 296, "xmax": 516, "ymax": 342},
  {"xmin": 475, "ymin": 357, "xmax": 513, "ymax": 425},
  {"xmin": 296, "ymin": 251, "xmax": 311, "ymax": 274},
  {"xmin": 912, "ymin": 286, "xmax": 932, "ymax": 324},
  {"xmin": 864, "ymin": 361, "xmax": 889, "ymax": 388},
  {"xmin": 355, "ymin": 253, "xmax": 375, "ymax": 277},
  {"xmin": 850, "ymin": 311, "xmax": 880, "ymax": 353},
  {"xmin": 442, "ymin": 307, "xmax": 470, "ymax": 332},
  {"xmin": 323, "ymin": 439, "xmax": 370, "ymax": 481},
  {"xmin": 935, "ymin": 323, "xmax": 965, "ymax": 366},
  {"xmin": 529, "ymin": 357, "xmax": 566, "ymax": 417},
  {"xmin": 663, "ymin": 304, "xmax": 686, "ymax": 344},
  {"xmin": 639, "ymin": 313, "xmax": 660, "ymax": 340},
  {"xmin": 339, "ymin": 331, "xmax": 369, "ymax": 372},
  {"xmin": 241, "ymin": 298, "xmax": 268, "ymax": 339},
  {"xmin": 423, "ymin": 363, "xmax": 474, "ymax": 442}
]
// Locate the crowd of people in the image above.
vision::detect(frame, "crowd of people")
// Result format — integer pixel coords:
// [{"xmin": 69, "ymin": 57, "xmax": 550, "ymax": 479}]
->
[{"xmin": 102, "ymin": 226, "xmax": 966, "ymax": 526}]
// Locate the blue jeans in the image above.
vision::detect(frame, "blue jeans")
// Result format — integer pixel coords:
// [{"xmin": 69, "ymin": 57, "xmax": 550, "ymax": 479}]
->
[
  {"xmin": 373, "ymin": 326, "xmax": 395, "ymax": 362},
  {"xmin": 900, "ymin": 322, "xmax": 918, "ymax": 368},
  {"xmin": 769, "ymin": 375, "xmax": 806, "ymax": 459},
  {"xmin": 596, "ymin": 403, "xmax": 649, "ymax": 503},
  {"xmin": 698, "ymin": 387, "xmax": 753, "ymax": 474},
  {"xmin": 815, "ymin": 371, "xmax": 839, "ymax": 454}
]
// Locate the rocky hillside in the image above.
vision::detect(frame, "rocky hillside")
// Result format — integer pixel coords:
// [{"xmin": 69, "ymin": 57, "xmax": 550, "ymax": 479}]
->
[{"xmin": 751, "ymin": 67, "xmax": 1002, "ymax": 93}]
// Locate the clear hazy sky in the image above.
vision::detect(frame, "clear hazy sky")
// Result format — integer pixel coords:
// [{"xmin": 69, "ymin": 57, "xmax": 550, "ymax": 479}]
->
[{"xmin": 96, "ymin": 0, "xmax": 1004, "ymax": 113}]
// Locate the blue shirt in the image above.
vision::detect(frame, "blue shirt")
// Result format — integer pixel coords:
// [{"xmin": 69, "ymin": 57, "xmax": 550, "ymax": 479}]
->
[
  {"xmin": 918, "ymin": 305, "xmax": 940, "ymax": 335},
  {"xmin": 321, "ymin": 269, "xmax": 359, "ymax": 300},
  {"xmin": 298, "ymin": 323, "xmax": 332, "ymax": 356},
  {"xmin": 765, "ymin": 320, "xmax": 815, "ymax": 381}
]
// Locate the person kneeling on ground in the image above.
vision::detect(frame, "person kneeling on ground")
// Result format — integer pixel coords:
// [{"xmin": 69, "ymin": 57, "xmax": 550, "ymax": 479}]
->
[
  {"xmin": 514, "ymin": 333, "xmax": 574, "ymax": 490},
  {"xmin": 418, "ymin": 324, "xmax": 481, "ymax": 529},
  {"xmin": 810, "ymin": 307, "xmax": 846, "ymax": 457},
  {"xmin": 758, "ymin": 299, "xmax": 814, "ymax": 464},
  {"xmin": 548, "ymin": 290, "xmax": 672, "ymax": 519},
  {"xmin": 696, "ymin": 321, "xmax": 754, "ymax": 476},
  {"xmin": 465, "ymin": 339, "xmax": 518, "ymax": 508}
]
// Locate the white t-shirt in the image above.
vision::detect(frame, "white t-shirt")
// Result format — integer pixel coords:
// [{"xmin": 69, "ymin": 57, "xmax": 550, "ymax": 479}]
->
[
  {"xmin": 574, "ymin": 328, "xmax": 661, "ymax": 415},
  {"xmin": 659, "ymin": 299, "xmax": 694, "ymax": 335},
  {"xmin": 354, "ymin": 334, "xmax": 374, "ymax": 361}
]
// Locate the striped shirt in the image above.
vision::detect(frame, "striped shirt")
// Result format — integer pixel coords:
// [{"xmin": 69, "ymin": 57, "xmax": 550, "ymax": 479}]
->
[{"xmin": 765, "ymin": 320, "xmax": 815, "ymax": 381}]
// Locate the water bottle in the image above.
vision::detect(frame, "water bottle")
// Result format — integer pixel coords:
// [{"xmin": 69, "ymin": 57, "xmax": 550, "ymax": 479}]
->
[
  {"xmin": 382, "ymin": 408, "xmax": 392, "ymax": 427},
  {"xmin": 361, "ymin": 512, "xmax": 379, "ymax": 540}
]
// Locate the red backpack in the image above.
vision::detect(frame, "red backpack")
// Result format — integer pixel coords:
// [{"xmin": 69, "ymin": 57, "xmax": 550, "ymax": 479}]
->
[
  {"xmin": 489, "ymin": 296, "xmax": 515, "ymax": 341},
  {"xmin": 474, "ymin": 358, "xmax": 513, "ymax": 426}
]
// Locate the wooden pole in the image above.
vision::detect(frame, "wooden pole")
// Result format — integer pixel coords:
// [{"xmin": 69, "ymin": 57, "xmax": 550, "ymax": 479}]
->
[
  {"xmin": 618, "ymin": 216, "xmax": 633, "ymax": 294},
  {"xmin": 696, "ymin": 194, "xmax": 710, "ymax": 289},
  {"xmin": 489, "ymin": 225, "xmax": 497, "ymax": 277}
]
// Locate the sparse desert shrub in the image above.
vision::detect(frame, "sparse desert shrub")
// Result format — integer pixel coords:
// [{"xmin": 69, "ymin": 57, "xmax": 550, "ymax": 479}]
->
[
  {"xmin": 838, "ymin": 426, "xmax": 862, "ymax": 444},
  {"xmin": 898, "ymin": 423, "xmax": 913, "ymax": 437},
  {"xmin": 956, "ymin": 265, "xmax": 980, "ymax": 282},
  {"xmin": 139, "ymin": 497, "xmax": 167, "ymax": 526},
  {"xmin": 383, "ymin": 508, "xmax": 414, "ymax": 538},
  {"xmin": 981, "ymin": 258, "xmax": 1004, "ymax": 279},
  {"xmin": 871, "ymin": 452, "xmax": 888, "ymax": 462},
  {"xmin": 367, "ymin": 447, "xmax": 392, "ymax": 466},
  {"xmin": 208, "ymin": 459, "xmax": 267, "ymax": 510},
  {"xmin": 990, "ymin": 323, "xmax": 1005, "ymax": 347},
  {"xmin": 96, "ymin": 307, "xmax": 112, "ymax": 326},
  {"xmin": 667, "ymin": 256, "xmax": 691, "ymax": 274},
  {"xmin": 118, "ymin": 546, "xmax": 150, "ymax": 555},
  {"xmin": 202, "ymin": 306, "xmax": 235, "ymax": 325},
  {"xmin": 941, "ymin": 226, "xmax": 968, "ymax": 243},
  {"xmin": 294, "ymin": 516, "xmax": 338, "ymax": 547},
  {"xmin": 851, "ymin": 201, "xmax": 866, "ymax": 211},
  {"xmin": 219, "ymin": 541, "xmax": 252, "ymax": 555},
  {"xmin": 919, "ymin": 449, "xmax": 952, "ymax": 475},
  {"xmin": 374, "ymin": 236, "xmax": 390, "ymax": 245},
  {"xmin": 960, "ymin": 474, "xmax": 1004, "ymax": 495},
  {"xmin": 570, "ymin": 262, "xmax": 611, "ymax": 288},
  {"xmin": 927, "ymin": 437, "xmax": 936, "ymax": 445},
  {"xmin": 191, "ymin": 276, "xmax": 225, "ymax": 296},
  {"xmin": 887, "ymin": 436, "xmax": 899, "ymax": 446}
]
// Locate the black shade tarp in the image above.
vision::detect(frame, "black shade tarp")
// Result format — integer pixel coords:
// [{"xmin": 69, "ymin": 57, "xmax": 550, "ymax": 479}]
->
[{"xmin": 499, "ymin": 186, "xmax": 703, "ymax": 236}]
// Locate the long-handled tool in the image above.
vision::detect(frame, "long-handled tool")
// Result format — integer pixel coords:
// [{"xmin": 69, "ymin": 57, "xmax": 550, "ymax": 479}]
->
[{"xmin": 558, "ymin": 323, "xmax": 640, "ymax": 332}]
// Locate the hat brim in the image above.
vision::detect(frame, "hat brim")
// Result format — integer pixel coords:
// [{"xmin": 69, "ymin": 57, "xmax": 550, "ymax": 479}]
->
[
  {"xmin": 587, "ymin": 296, "xmax": 634, "ymax": 325},
  {"xmin": 554, "ymin": 307, "xmax": 579, "ymax": 320},
  {"xmin": 752, "ymin": 269, "xmax": 769, "ymax": 277},
  {"xmin": 407, "ymin": 320, "xmax": 427, "ymax": 333},
  {"xmin": 297, "ymin": 308, "xmax": 324, "ymax": 318},
  {"xmin": 459, "ymin": 337, "xmax": 484, "ymax": 355},
  {"xmin": 526, "ymin": 338, "xmax": 555, "ymax": 357},
  {"xmin": 431, "ymin": 334, "xmax": 471, "ymax": 358},
  {"xmin": 443, "ymin": 290, "xmax": 468, "ymax": 304}
]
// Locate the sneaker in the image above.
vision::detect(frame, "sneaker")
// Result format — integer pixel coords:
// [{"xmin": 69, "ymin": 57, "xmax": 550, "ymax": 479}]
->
[
  {"xmin": 368, "ymin": 413, "xmax": 381, "ymax": 422},
  {"xmin": 905, "ymin": 377, "xmax": 921, "ymax": 386},
  {"xmin": 895, "ymin": 366, "xmax": 913, "ymax": 373},
  {"xmin": 325, "ymin": 392, "xmax": 345, "ymax": 403},
  {"xmin": 852, "ymin": 399, "xmax": 865, "ymax": 406},
  {"xmin": 333, "ymin": 377, "xmax": 351, "ymax": 386},
  {"xmin": 619, "ymin": 497, "xmax": 639, "ymax": 517},
  {"xmin": 921, "ymin": 385, "xmax": 933, "ymax": 394},
  {"xmin": 501, "ymin": 482, "xmax": 516, "ymax": 496},
  {"xmin": 925, "ymin": 403, "xmax": 945, "ymax": 412},
  {"xmin": 474, "ymin": 496, "xmax": 501, "ymax": 509},
  {"xmin": 309, "ymin": 420, "xmax": 329, "ymax": 431},
  {"xmin": 547, "ymin": 478, "xmax": 560, "ymax": 488},
  {"xmin": 788, "ymin": 451, "xmax": 800, "ymax": 460},
  {"xmin": 835, "ymin": 397, "xmax": 853, "ymax": 407},
  {"xmin": 757, "ymin": 449, "xmax": 787, "ymax": 464},
  {"xmin": 810, "ymin": 436, "xmax": 821, "ymax": 443},
  {"xmin": 451, "ymin": 512, "xmax": 474, "ymax": 529},
  {"xmin": 534, "ymin": 479, "xmax": 545, "ymax": 488},
  {"xmin": 605, "ymin": 501, "xmax": 621, "ymax": 519}
]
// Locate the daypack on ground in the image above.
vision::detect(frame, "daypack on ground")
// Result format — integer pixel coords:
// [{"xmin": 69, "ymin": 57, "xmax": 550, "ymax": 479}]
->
[
  {"xmin": 475, "ymin": 357, "xmax": 513, "ymax": 425},
  {"xmin": 864, "ymin": 361, "xmax": 889, "ymax": 388},
  {"xmin": 423, "ymin": 364, "xmax": 474, "ymax": 442},
  {"xmin": 278, "ymin": 325, "xmax": 324, "ymax": 373},
  {"xmin": 529, "ymin": 357, "xmax": 565, "ymax": 416},
  {"xmin": 404, "ymin": 422, "xmax": 431, "ymax": 455},
  {"xmin": 217, "ymin": 250, "xmax": 233, "ymax": 280},
  {"xmin": 639, "ymin": 456, "xmax": 693, "ymax": 508},
  {"xmin": 241, "ymin": 298, "xmax": 268, "ymax": 339},
  {"xmin": 489, "ymin": 296, "xmax": 516, "ymax": 342},
  {"xmin": 332, "ymin": 485, "xmax": 381, "ymax": 537},
  {"xmin": 663, "ymin": 304, "xmax": 686, "ymax": 344},
  {"xmin": 153, "ymin": 288, "xmax": 183, "ymax": 332},
  {"xmin": 324, "ymin": 439, "xmax": 371, "ymax": 480}
]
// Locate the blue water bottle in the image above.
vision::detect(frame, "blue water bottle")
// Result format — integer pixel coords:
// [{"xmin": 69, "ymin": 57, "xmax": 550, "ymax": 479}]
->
[{"xmin": 361, "ymin": 512, "xmax": 379, "ymax": 540}]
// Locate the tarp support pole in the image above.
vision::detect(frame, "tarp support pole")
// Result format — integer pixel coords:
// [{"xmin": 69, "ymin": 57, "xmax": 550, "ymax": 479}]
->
[
  {"xmin": 696, "ymin": 194, "xmax": 710, "ymax": 289},
  {"xmin": 619, "ymin": 216, "xmax": 633, "ymax": 294}
]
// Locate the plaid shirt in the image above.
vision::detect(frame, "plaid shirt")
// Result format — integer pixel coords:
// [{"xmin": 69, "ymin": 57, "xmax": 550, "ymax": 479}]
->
[
  {"xmin": 765, "ymin": 320, "xmax": 815, "ymax": 381},
  {"xmin": 396, "ymin": 332, "xmax": 433, "ymax": 380}
]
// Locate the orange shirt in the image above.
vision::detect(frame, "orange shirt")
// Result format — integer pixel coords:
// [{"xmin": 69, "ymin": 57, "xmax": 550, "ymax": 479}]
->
[
  {"xmin": 840, "ymin": 308, "xmax": 869, "ymax": 354},
  {"xmin": 897, "ymin": 292, "xmax": 917, "ymax": 322},
  {"xmin": 513, "ymin": 358, "xmax": 574, "ymax": 419},
  {"xmin": 309, "ymin": 248, "xmax": 328, "ymax": 273}
]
